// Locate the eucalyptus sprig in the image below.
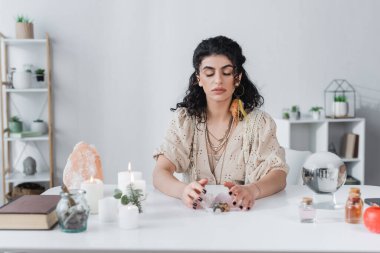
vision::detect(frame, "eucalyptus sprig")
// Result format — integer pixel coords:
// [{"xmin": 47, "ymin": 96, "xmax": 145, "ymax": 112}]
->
[{"xmin": 114, "ymin": 184, "xmax": 143, "ymax": 213}]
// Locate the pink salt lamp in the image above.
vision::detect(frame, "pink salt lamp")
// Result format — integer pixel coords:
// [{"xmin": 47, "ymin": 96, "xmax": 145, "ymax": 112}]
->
[{"xmin": 63, "ymin": 141, "xmax": 104, "ymax": 189}]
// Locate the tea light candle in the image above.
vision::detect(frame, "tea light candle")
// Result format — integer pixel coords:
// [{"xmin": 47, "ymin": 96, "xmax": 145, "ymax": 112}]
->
[
  {"xmin": 119, "ymin": 204, "xmax": 139, "ymax": 229},
  {"xmin": 81, "ymin": 177, "xmax": 104, "ymax": 214},
  {"xmin": 118, "ymin": 162, "xmax": 144, "ymax": 193},
  {"xmin": 98, "ymin": 197, "xmax": 118, "ymax": 223}
]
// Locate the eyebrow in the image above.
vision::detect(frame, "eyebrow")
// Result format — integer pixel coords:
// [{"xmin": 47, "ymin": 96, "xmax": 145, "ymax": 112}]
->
[{"xmin": 202, "ymin": 64, "xmax": 234, "ymax": 71}]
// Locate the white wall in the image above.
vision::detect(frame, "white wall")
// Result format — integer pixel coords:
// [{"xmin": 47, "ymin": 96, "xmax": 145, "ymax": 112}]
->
[{"xmin": 0, "ymin": 0, "xmax": 379, "ymax": 188}]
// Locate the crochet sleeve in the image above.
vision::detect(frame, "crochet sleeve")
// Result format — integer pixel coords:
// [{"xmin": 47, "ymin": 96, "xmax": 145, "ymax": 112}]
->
[
  {"xmin": 153, "ymin": 108, "xmax": 195, "ymax": 173},
  {"xmin": 245, "ymin": 111, "xmax": 289, "ymax": 183}
]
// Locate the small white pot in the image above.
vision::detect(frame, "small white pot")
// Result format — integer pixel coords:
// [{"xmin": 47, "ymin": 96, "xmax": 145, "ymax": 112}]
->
[
  {"xmin": 30, "ymin": 121, "xmax": 48, "ymax": 134},
  {"xmin": 13, "ymin": 71, "xmax": 32, "ymax": 89},
  {"xmin": 333, "ymin": 102, "xmax": 348, "ymax": 117},
  {"xmin": 312, "ymin": 111, "xmax": 321, "ymax": 120}
]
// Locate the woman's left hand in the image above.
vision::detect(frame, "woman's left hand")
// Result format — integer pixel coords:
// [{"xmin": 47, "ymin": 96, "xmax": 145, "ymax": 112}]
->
[{"xmin": 224, "ymin": 182, "xmax": 259, "ymax": 211}]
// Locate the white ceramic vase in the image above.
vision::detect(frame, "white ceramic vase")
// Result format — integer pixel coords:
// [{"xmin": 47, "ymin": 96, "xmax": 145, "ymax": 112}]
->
[
  {"xmin": 333, "ymin": 102, "xmax": 348, "ymax": 117},
  {"xmin": 30, "ymin": 121, "xmax": 48, "ymax": 134},
  {"xmin": 13, "ymin": 71, "xmax": 32, "ymax": 89},
  {"xmin": 312, "ymin": 111, "xmax": 321, "ymax": 120}
]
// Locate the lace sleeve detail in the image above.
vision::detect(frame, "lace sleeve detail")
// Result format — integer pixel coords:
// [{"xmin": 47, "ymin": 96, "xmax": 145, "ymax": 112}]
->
[
  {"xmin": 153, "ymin": 108, "xmax": 195, "ymax": 173},
  {"xmin": 244, "ymin": 110, "xmax": 288, "ymax": 183}
]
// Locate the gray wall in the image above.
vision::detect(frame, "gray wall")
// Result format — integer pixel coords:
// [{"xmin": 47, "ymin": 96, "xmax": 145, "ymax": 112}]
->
[{"xmin": 0, "ymin": 0, "xmax": 379, "ymax": 188}]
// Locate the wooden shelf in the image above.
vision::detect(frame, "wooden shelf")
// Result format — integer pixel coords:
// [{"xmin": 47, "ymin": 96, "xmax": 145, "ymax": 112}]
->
[
  {"xmin": 1, "ymin": 32, "xmax": 53, "ymax": 203},
  {"xmin": 2, "ymin": 38, "xmax": 47, "ymax": 45},
  {"xmin": 4, "ymin": 135, "xmax": 49, "ymax": 142},
  {"xmin": 5, "ymin": 88, "xmax": 48, "ymax": 93},
  {"xmin": 5, "ymin": 171, "xmax": 50, "ymax": 184}
]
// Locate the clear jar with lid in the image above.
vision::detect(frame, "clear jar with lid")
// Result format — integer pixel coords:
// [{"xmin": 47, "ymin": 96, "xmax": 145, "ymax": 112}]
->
[
  {"xmin": 56, "ymin": 189, "xmax": 90, "ymax": 233},
  {"xmin": 345, "ymin": 187, "xmax": 363, "ymax": 224},
  {"xmin": 299, "ymin": 197, "xmax": 316, "ymax": 223}
]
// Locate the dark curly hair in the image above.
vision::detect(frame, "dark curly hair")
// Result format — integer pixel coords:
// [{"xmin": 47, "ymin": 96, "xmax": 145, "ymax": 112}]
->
[{"xmin": 171, "ymin": 36, "xmax": 264, "ymax": 120}]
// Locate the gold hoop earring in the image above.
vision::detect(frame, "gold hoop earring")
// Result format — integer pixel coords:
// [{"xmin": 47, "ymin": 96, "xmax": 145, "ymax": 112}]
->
[{"xmin": 234, "ymin": 85, "xmax": 245, "ymax": 98}]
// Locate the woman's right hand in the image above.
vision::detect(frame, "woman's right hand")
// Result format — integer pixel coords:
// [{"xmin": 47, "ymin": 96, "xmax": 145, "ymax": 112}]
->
[{"xmin": 181, "ymin": 178, "xmax": 208, "ymax": 209}]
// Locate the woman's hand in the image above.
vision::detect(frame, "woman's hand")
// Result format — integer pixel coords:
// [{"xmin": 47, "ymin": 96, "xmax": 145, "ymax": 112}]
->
[
  {"xmin": 181, "ymin": 178, "xmax": 208, "ymax": 209},
  {"xmin": 224, "ymin": 182, "xmax": 260, "ymax": 211}
]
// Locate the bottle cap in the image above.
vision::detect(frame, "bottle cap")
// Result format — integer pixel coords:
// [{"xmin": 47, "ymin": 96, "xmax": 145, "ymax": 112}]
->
[
  {"xmin": 350, "ymin": 187, "xmax": 361, "ymax": 194},
  {"xmin": 302, "ymin": 197, "xmax": 313, "ymax": 205}
]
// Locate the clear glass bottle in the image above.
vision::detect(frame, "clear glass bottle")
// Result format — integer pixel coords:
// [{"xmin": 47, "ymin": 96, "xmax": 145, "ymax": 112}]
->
[
  {"xmin": 56, "ymin": 189, "xmax": 90, "ymax": 233},
  {"xmin": 345, "ymin": 187, "xmax": 363, "ymax": 224},
  {"xmin": 299, "ymin": 197, "xmax": 316, "ymax": 223}
]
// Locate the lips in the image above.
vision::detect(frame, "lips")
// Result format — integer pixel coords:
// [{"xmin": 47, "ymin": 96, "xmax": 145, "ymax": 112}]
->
[{"xmin": 211, "ymin": 87, "xmax": 226, "ymax": 93}]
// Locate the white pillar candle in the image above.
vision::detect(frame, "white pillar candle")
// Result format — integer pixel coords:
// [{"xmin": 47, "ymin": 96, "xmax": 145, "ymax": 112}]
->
[
  {"xmin": 117, "ymin": 162, "xmax": 144, "ymax": 193},
  {"xmin": 81, "ymin": 177, "xmax": 104, "ymax": 214},
  {"xmin": 119, "ymin": 204, "xmax": 139, "ymax": 229},
  {"xmin": 98, "ymin": 197, "xmax": 118, "ymax": 223},
  {"xmin": 130, "ymin": 180, "xmax": 146, "ymax": 199}
]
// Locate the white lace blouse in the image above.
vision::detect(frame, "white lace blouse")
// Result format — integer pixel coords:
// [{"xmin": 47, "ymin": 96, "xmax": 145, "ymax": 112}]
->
[{"xmin": 153, "ymin": 108, "xmax": 288, "ymax": 185}]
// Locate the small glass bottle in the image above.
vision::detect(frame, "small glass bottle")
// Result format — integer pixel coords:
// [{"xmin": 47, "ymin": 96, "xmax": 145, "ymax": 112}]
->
[
  {"xmin": 345, "ymin": 187, "xmax": 363, "ymax": 224},
  {"xmin": 299, "ymin": 197, "xmax": 316, "ymax": 223},
  {"xmin": 56, "ymin": 189, "xmax": 90, "ymax": 233}
]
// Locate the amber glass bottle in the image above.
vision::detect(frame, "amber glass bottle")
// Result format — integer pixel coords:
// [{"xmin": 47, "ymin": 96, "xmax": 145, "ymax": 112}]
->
[{"xmin": 345, "ymin": 187, "xmax": 363, "ymax": 224}]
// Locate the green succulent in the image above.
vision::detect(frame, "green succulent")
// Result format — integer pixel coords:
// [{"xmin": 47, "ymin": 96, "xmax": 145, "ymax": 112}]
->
[
  {"xmin": 35, "ymin": 68, "xmax": 45, "ymax": 75},
  {"xmin": 334, "ymin": 95, "xmax": 347, "ymax": 102},
  {"xmin": 10, "ymin": 116, "xmax": 21, "ymax": 122},
  {"xmin": 310, "ymin": 106, "xmax": 323, "ymax": 112},
  {"xmin": 16, "ymin": 15, "xmax": 32, "ymax": 23},
  {"xmin": 291, "ymin": 105, "xmax": 299, "ymax": 112}
]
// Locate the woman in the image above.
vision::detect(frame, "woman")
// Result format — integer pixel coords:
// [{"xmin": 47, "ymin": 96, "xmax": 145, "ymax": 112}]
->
[{"xmin": 153, "ymin": 36, "xmax": 288, "ymax": 210}]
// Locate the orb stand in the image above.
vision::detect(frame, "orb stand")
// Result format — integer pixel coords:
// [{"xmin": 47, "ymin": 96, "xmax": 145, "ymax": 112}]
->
[{"xmin": 313, "ymin": 192, "xmax": 344, "ymax": 210}]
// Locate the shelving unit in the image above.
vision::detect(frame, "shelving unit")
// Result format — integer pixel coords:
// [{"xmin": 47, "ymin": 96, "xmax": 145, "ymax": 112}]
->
[
  {"xmin": 275, "ymin": 117, "xmax": 365, "ymax": 184},
  {"xmin": 0, "ymin": 33, "xmax": 54, "ymax": 203}
]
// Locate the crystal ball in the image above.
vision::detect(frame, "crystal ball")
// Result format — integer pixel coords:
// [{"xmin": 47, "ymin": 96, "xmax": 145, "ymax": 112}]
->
[{"xmin": 302, "ymin": 152, "xmax": 347, "ymax": 194}]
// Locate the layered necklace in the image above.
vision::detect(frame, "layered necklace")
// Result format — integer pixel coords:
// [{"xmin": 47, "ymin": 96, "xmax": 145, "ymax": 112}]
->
[{"xmin": 205, "ymin": 115, "xmax": 234, "ymax": 174}]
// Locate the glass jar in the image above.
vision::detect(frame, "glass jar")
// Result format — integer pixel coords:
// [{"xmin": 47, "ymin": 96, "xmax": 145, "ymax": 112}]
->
[
  {"xmin": 56, "ymin": 189, "xmax": 90, "ymax": 233},
  {"xmin": 345, "ymin": 187, "xmax": 363, "ymax": 224},
  {"xmin": 299, "ymin": 197, "xmax": 316, "ymax": 223}
]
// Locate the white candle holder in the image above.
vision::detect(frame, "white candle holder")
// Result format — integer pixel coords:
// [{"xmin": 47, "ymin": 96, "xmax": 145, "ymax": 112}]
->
[
  {"xmin": 98, "ymin": 197, "xmax": 118, "ymax": 223},
  {"xmin": 81, "ymin": 178, "xmax": 104, "ymax": 214},
  {"xmin": 119, "ymin": 205, "xmax": 139, "ymax": 229}
]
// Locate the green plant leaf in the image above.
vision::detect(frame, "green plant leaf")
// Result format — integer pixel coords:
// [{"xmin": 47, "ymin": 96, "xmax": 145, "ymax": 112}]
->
[
  {"xmin": 113, "ymin": 188, "xmax": 122, "ymax": 199},
  {"xmin": 121, "ymin": 195, "xmax": 130, "ymax": 205}
]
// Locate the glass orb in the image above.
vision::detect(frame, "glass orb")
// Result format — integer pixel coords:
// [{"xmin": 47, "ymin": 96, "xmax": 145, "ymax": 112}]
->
[{"xmin": 302, "ymin": 152, "xmax": 347, "ymax": 194}]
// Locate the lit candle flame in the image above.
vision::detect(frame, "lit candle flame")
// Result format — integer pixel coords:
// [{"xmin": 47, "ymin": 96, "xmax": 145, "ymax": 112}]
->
[
  {"xmin": 90, "ymin": 176, "xmax": 94, "ymax": 183},
  {"xmin": 128, "ymin": 162, "xmax": 132, "ymax": 173}
]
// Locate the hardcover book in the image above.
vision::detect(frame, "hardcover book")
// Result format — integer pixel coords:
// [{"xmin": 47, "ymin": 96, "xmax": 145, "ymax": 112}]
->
[
  {"xmin": 0, "ymin": 195, "xmax": 60, "ymax": 230},
  {"xmin": 341, "ymin": 133, "xmax": 359, "ymax": 159}
]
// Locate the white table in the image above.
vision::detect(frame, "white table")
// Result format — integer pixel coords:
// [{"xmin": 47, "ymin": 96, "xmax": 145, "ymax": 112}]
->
[{"xmin": 1, "ymin": 185, "xmax": 380, "ymax": 253}]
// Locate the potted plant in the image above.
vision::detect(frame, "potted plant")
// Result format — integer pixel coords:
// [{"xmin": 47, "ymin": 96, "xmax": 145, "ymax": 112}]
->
[
  {"xmin": 30, "ymin": 119, "xmax": 48, "ymax": 134},
  {"xmin": 35, "ymin": 68, "xmax": 45, "ymax": 82},
  {"xmin": 333, "ymin": 95, "xmax": 348, "ymax": 117},
  {"xmin": 15, "ymin": 15, "xmax": 34, "ymax": 39},
  {"xmin": 13, "ymin": 65, "xmax": 33, "ymax": 89},
  {"xmin": 282, "ymin": 108, "xmax": 290, "ymax": 119},
  {"xmin": 289, "ymin": 105, "xmax": 300, "ymax": 120},
  {"xmin": 310, "ymin": 106, "xmax": 323, "ymax": 120},
  {"xmin": 7, "ymin": 116, "xmax": 23, "ymax": 133}
]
